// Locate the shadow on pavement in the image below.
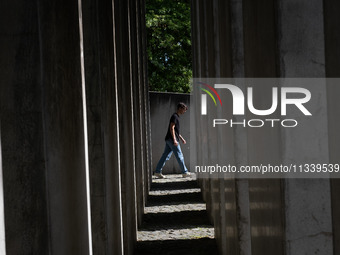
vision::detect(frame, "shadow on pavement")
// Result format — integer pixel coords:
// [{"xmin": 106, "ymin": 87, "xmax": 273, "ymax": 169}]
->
[{"xmin": 135, "ymin": 238, "xmax": 218, "ymax": 255}]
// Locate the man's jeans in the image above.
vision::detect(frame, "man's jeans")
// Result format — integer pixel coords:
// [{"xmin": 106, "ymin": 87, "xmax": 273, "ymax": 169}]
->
[{"xmin": 155, "ymin": 139, "xmax": 188, "ymax": 174}]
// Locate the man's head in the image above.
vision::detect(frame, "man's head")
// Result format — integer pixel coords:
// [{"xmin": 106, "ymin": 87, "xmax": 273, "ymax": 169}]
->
[{"xmin": 177, "ymin": 102, "xmax": 188, "ymax": 115}]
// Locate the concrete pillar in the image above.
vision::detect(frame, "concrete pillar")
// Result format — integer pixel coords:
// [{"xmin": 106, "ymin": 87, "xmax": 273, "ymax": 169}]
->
[
  {"xmin": 38, "ymin": 0, "xmax": 92, "ymax": 253},
  {"xmin": 0, "ymin": 1, "xmax": 49, "ymax": 253},
  {"xmin": 190, "ymin": 0, "xmax": 199, "ymax": 191},
  {"xmin": 242, "ymin": 1, "xmax": 284, "ymax": 255},
  {"xmin": 198, "ymin": 0, "xmax": 208, "ymax": 78},
  {"xmin": 192, "ymin": 1, "xmax": 241, "ymax": 254},
  {"xmin": 81, "ymin": 0, "xmax": 124, "ymax": 253},
  {"xmin": 113, "ymin": 0, "xmax": 137, "ymax": 253},
  {"xmin": 1, "ymin": 0, "xmax": 92, "ymax": 253},
  {"xmin": 204, "ymin": 0, "xmax": 217, "ymax": 77},
  {"xmin": 201, "ymin": 0, "xmax": 216, "ymax": 228},
  {"xmin": 192, "ymin": 0, "xmax": 212, "ymax": 222},
  {"xmin": 191, "ymin": 0, "xmax": 209, "ymax": 214},
  {"xmin": 0, "ymin": 125, "xmax": 6, "ymax": 254},
  {"xmin": 129, "ymin": 0, "xmax": 142, "ymax": 227},
  {"xmin": 131, "ymin": 0, "xmax": 146, "ymax": 227},
  {"xmin": 243, "ymin": 0, "xmax": 278, "ymax": 77},
  {"xmin": 277, "ymin": 0, "xmax": 333, "ymax": 254},
  {"xmin": 324, "ymin": 1, "xmax": 340, "ymax": 254},
  {"xmin": 207, "ymin": 0, "xmax": 240, "ymax": 254},
  {"xmin": 190, "ymin": 0, "xmax": 202, "ymax": 187},
  {"xmin": 229, "ymin": 1, "xmax": 252, "ymax": 254},
  {"xmin": 230, "ymin": 0, "xmax": 245, "ymax": 78},
  {"xmin": 139, "ymin": 0, "xmax": 152, "ymax": 202},
  {"xmin": 190, "ymin": 0, "xmax": 200, "ymax": 78},
  {"xmin": 215, "ymin": 0, "xmax": 233, "ymax": 77}
]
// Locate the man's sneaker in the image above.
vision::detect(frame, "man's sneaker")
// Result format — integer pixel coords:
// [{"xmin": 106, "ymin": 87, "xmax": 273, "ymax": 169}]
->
[
  {"xmin": 182, "ymin": 172, "xmax": 191, "ymax": 178},
  {"xmin": 155, "ymin": 173, "xmax": 166, "ymax": 179}
]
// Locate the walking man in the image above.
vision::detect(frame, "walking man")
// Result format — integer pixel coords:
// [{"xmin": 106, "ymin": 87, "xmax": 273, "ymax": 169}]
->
[{"xmin": 154, "ymin": 102, "xmax": 191, "ymax": 178}]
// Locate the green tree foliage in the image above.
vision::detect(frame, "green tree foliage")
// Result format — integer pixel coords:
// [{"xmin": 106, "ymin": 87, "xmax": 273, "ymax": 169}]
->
[{"xmin": 146, "ymin": 0, "xmax": 192, "ymax": 93}]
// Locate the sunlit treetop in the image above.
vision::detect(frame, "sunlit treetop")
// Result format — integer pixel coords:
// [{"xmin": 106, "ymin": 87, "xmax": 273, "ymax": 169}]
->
[{"xmin": 146, "ymin": 0, "xmax": 192, "ymax": 93}]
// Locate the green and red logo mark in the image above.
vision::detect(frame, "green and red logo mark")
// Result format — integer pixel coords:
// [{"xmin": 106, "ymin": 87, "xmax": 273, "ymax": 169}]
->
[{"xmin": 197, "ymin": 82, "xmax": 222, "ymax": 115}]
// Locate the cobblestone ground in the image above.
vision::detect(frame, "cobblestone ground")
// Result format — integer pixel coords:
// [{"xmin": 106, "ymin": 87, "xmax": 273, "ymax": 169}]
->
[{"xmin": 135, "ymin": 174, "xmax": 218, "ymax": 255}]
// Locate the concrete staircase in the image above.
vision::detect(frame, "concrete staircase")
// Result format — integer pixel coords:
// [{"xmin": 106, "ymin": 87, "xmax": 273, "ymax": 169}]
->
[{"xmin": 135, "ymin": 174, "xmax": 218, "ymax": 255}]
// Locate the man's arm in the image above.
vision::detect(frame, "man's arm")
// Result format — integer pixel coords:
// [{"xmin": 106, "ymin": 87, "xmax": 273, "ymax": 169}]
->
[
  {"xmin": 170, "ymin": 122, "xmax": 178, "ymax": 146},
  {"xmin": 179, "ymin": 134, "xmax": 186, "ymax": 144}
]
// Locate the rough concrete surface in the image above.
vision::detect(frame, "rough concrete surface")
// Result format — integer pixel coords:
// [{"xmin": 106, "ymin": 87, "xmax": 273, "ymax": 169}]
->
[{"xmin": 136, "ymin": 174, "xmax": 217, "ymax": 255}]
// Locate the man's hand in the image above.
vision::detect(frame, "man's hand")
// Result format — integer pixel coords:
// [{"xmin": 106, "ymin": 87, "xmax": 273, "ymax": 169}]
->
[
  {"xmin": 179, "ymin": 135, "xmax": 186, "ymax": 144},
  {"xmin": 174, "ymin": 140, "xmax": 179, "ymax": 146}
]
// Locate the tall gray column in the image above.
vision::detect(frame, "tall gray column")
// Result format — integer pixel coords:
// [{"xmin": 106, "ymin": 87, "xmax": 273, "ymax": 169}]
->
[
  {"xmin": 324, "ymin": 1, "xmax": 340, "ymax": 254},
  {"xmin": 190, "ymin": 0, "xmax": 200, "ymax": 190},
  {"xmin": 139, "ymin": 0, "xmax": 152, "ymax": 227},
  {"xmin": 1, "ymin": 1, "xmax": 47, "ymax": 254},
  {"xmin": 113, "ymin": 0, "xmax": 137, "ymax": 253},
  {"xmin": 213, "ymin": 1, "xmax": 241, "ymax": 254},
  {"xmin": 206, "ymin": 0, "xmax": 240, "ymax": 254},
  {"xmin": 38, "ymin": 0, "xmax": 92, "ymax": 253},
  {"xmin": 242, "ymin": 1, "xmax": 285, "ymax": 255},
  {"xmin": 0, "ymin": 125, "xmax": 5, "ymax": 254},
  {"xmin": 277, "ymin": 0, "xmax": 333, "ymax": 254},
  {"xmin": 200, "ymin": 0, "xmax": 214, "ymax": 226},
  {"xmin": 191, "ymin": 0, "xmax": 208, "ymax": 207},
  {"xmin": 229, "ymin": 1, "xmax": 252, "ymax": 254},
  {"xmin": 1, "ymin": 0, "xmax": 93, "ymax": 253},
  {"xmin": 139, "ymin": 0, "xmax": 152, "ymax": 200},
  {"xmin": 129, "ymin": 0, "xmax": 145, "ymax": 228},
  {"xmin": 81, "ymin": 0, "xmax": 124, "ymax": 253}
]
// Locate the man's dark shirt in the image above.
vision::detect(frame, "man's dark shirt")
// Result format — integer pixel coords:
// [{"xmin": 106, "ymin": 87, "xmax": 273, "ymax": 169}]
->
[{"xmin": 165, "ymin": 113, "xmax": 180, "ymax": 142}]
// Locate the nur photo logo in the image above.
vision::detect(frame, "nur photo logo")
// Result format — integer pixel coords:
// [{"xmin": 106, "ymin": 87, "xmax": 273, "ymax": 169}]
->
[{"xmin": 195, "ymin": 80, "xmax": 313, "ymax": 128}]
